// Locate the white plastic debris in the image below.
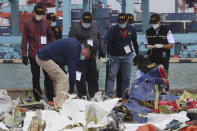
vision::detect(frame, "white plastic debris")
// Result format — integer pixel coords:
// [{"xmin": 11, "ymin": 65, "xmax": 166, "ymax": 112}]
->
[
  {"xmin": 23, "ymin": 110, "xmax": 70, "ymax": 131},
  {"xmin": 0, "ymin": 89, "xmax": 14, "ymax": 120},
  {"xmin": 23, "ymin": 98, "xmax": 120, "ymax": 131}
]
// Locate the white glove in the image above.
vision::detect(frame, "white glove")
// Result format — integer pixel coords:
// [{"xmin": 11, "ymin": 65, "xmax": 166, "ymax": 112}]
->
[
  {"xmin": 154, "ymin": 44, "xmax": 163, "ymax": 48},
  {"xmin": 147, "ymin": 45, "xmax": 154, "ymax": 50}
]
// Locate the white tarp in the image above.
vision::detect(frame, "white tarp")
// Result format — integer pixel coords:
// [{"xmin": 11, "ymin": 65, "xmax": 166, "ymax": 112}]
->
[
  {"xmin": 23, "ymin": 98, "xmax": 120, "ymax": 131},
  {"xmin": 124, "ymin": 111, "xmax": 189, "ymax": 130}
]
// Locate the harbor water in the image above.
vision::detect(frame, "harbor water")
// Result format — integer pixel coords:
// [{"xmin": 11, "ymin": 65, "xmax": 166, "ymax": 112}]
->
[{"xmin": 0, "ymin": 63, "xmax": 197, "ymax": 90}]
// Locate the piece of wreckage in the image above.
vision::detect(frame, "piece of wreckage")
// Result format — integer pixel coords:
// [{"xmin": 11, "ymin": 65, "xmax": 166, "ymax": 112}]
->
[
  {"xmin": 23, "ymin": 95, "xmax": 124, "ymax": 131},
  {"xmin": 116, "ymin": 65, "xmax": 181, "ymax": 123},
  {"xmin": 1, "ymin": 90, "xmax": 125, "ymax": 131}
]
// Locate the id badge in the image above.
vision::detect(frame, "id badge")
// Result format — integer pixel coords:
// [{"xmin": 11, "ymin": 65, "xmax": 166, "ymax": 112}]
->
[
  {"xmin": 41, "ymin": 36, "xmax": 47, "ymax": 44},
  {"xmin": 76, "ymin": 71, "xmax": 82, "ymax": 81},
  {"xmin": 87, "ymin": 39, "xmax": 93, "ymax": 46},
  {"xmin": 124, "ymin": 45, "xmax": 131, "ymax": 54}
]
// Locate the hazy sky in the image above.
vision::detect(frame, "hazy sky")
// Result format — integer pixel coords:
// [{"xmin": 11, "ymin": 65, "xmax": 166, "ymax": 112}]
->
[
  {"xmin": 149, "ymin": 0, "xmax": 175, "ymax": 13},
  {"xmin": 108, "ymin": 0, "xmax": 176, "ymax": 13},
  {"xmin": 72, "ymin": 0, "xmax": 194, "ymax": 13}
]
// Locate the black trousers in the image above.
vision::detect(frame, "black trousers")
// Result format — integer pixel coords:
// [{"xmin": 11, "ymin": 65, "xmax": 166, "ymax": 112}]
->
[
  {"xmin": 76, "ymin": 58, "xmax": 99, "ymax": 98},
  {"xmin": 29, "ymin": 57, "xmax": 54, "ymax": 101},
  {"xmin": 105, "ymin": 65, "xmax": 122, "ymax": 98}
]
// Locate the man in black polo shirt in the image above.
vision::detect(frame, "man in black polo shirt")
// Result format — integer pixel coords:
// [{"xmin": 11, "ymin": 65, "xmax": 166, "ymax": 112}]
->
[{"xmin": 144, "ymin": 13, "xmax": 175, "ymax": 91}]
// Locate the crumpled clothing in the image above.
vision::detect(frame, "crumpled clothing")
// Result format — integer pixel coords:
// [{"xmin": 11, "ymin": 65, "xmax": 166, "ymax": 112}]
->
[
  {"xmin": 123, "ymin": 99, "xmax": 150, "ymax": 123},
  {"xmin": 129, "ymin": 66, "xmax": 169, "ymax": 102}
]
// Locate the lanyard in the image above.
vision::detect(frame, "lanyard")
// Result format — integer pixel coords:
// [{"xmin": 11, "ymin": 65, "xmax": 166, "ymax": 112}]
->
[{"xmin": 118, "ymin": 27, "xmax": 127, "ymax": 40}]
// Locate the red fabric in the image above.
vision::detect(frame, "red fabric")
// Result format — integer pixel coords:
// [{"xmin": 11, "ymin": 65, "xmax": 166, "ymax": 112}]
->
[
  {"xmin": 21, "ymin": 17, "xmax": 55, "ymax": 58},
  {"xmin": 148, "ymin": 100, "xmax": 179, "ymax": 113},
  {"xmin": 148, "ymin": 99, "xmax": 197, "ymax": 113},
  {"xmin": 158, "ymin": 66, "xmax": 169, "ymax": 87},
  {"xmin": 136, "ymin": 124, "xmax": 157, "ymax": 131},
  {"xmin": 187, "ymin": 100, "xmax": 197, "ymax": 109}
]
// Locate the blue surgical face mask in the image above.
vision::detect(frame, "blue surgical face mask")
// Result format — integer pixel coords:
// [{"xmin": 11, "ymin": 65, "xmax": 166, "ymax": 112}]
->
[
  {"xmin": 51, "ymin": 22, "xmax": 56, "ymax": 27},
  {"xmin": 82, "ymin": 22, "xmax": 91, "ymax": 29},
  {"xmin": 119, "ymin": 23, "xmax": 126, "ymax": 29},
  {"xmin": 80, "ymin": 54, "xmax": 85, "ymax": 60}
]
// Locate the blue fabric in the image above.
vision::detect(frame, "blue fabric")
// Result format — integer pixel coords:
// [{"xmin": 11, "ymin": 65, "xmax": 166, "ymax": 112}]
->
[
  {"xmin": 124, "ymin": 99, "xmax": 150, "ymax": 123},
  {"xmin": 108, "ymin": 24, "xmax": 137, "ymax": 56},
  {"xmin": 136, "ymin": 69, "xmax": 145, "ymax": 79},
  {"xmin": 125, "ymin": 67, "xmax": 179, "ymax": 124},
  {"xmin": 113, "ymin": 108, "xmax": 121, "ymax": 129},
  {"xmin": 37, "ymin": 38, "xmax": 81, "ymax": 92},
  {"xmin": 129, "ymin": 67, "xmax": 168, "ymax": 101},
  {"xmin": 106, "ymin": 54, "xmax": 134, "ymax": 98}
]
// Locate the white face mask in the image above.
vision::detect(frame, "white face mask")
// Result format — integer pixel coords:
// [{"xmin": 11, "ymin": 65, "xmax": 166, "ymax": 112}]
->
[
  {"xmin": 152, "ymin": 23, "xmax": 160, "ymax": 29},
  {"xmin": 51, "ymin": 22, "xmax": 57, "ymax": 27},
  {"xmin": 82, "ymin": 22, "xmax": 91, "ymax": 29},
  {"xmin": 35, "ymin": 15, "xmax": 44, "ymax": 21}
]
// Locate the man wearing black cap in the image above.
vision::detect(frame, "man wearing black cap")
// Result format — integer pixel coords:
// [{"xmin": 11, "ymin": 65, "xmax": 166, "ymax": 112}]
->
[
  {"xmin": 127, "ymin": 13, "xmax": 135, "ymax": 25},
  {"xmin": 21, "ymin": 4, "xmax": 55, "ymax": 101},
  {"xmin": 106, "ymin": 13, "xmax": 139, "ymax": 98},
  {"xmin": 105, "ymin": 13, "xmax": 138, "ymax": 98},
  {"xmin": 68, "ymin": 11, "xmax": 105, "ymax": 98},
  {"xmin": 144, "ymin": 13, "xmax": 175, "ymax": 91},
  {"xmin": 46, "ymin": 13, "xmax": 62, "ymax": 40}
]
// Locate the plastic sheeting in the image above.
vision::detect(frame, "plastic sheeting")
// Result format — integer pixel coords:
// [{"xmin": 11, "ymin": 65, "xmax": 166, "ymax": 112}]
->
[{"xmin": 0, "ymin": 89, "xmax": 14, "ymax": 120}]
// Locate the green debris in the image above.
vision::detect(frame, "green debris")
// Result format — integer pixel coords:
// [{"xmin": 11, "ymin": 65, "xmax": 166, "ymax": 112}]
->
[
  {"xmin": 179, "ymin": 90, "xmax": 197, "ymax": 102},
  {"xmin": 159, "ymin": 105, "xmax": 171, "ymax": 114},
  {"xmin": 4, "ymin": 105, "xmax": 23, "ymax": 128},
  {"xmin": 154, "ymin": 84, "xmax": 159, "ymax": 110}
]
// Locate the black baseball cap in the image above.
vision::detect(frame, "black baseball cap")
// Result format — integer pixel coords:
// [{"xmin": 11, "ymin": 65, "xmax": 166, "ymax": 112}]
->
[
  {"xmin": 126, "ymin": 13, "xmax": 134, "ymax": 24},
  {"xmin": 82, "ymin": 12, "xmax": 92, "ymax": 23},
  {"xmin": 149, "ymin": 13, "xmax": 160, "ymax": 24},
  {"xmin": 118, "ymin": 13, "xmax": 127, "ymax": 24},
  {"xmin": 34, "ymin": 4, "xmax": 45, "ymax": 15},
  {"xmin": 46, "ymin": 13, "xmax": 56, "ymax": 21}
]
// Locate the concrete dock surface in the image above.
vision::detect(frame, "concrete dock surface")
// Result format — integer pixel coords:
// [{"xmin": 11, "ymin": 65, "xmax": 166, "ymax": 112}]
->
[{"xmin": 0, "ymin": 58, "xmax": 197, "ymax": 64}]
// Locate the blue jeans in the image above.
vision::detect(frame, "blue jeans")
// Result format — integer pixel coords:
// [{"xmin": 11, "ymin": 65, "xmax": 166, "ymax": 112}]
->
[{"xmin": 106, "ymin": 54, "xmax": 134, "ymax": 98}]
